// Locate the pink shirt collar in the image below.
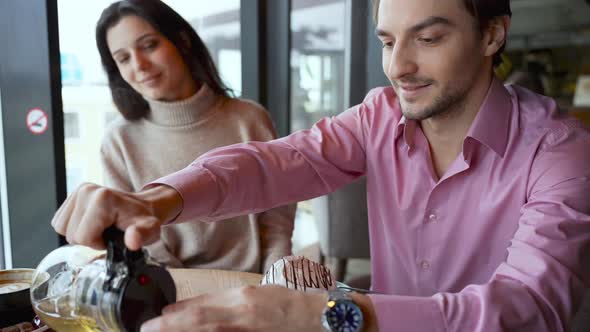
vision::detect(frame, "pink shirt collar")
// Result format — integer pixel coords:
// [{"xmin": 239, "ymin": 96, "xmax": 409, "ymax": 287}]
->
[{"xmin": 394, "ymin": 77, "xmax": 512, "ymax": 157}]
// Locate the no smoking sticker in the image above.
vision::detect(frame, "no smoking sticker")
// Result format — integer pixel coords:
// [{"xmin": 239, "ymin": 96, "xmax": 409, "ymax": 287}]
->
[{"xmin": 26, "ymin": 108, "xmax": 49, "ymax": 135}]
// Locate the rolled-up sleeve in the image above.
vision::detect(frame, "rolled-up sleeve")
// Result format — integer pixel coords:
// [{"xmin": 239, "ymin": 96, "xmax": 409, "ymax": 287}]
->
[{"xmin": 155, "ymin": 105, "xmax": 369, "ymax": 223}]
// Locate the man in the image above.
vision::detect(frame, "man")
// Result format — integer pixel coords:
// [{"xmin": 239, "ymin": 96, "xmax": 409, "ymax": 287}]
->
[{"xmin": 52, "ymin": 0, "xmax": 590, "ymax": 331}]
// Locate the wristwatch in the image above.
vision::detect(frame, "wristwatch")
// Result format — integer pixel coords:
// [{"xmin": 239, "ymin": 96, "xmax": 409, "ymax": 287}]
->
[{"xmin": 321, "ymin": 290, "xmax": 364, "ymax": 332}]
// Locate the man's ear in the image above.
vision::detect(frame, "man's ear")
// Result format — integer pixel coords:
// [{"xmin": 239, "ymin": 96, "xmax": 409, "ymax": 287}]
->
[{"xmin": 483, "ymin": 16, "xmax": 511, "ymax": 57}]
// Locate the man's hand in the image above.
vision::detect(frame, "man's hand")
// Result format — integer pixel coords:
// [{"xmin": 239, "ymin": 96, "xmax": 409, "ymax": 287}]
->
[
  {"xmin": 140, "ymin": 286, "xmax": 328, "ymax": 332},
  {"xmin": 51, "ymin": 183, "xmax": 183, "ymax": 250}
]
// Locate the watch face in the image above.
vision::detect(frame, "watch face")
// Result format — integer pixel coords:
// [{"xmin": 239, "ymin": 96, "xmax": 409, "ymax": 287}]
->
[{"xmin": 325, "ymin": 301, "xmax": 364, "ymax": 332}]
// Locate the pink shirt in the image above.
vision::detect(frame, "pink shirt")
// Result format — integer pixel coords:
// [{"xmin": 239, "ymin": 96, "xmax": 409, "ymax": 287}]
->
[{"xmin": 157, "ymin": 78, "xmax": 590, "ymax": 331}]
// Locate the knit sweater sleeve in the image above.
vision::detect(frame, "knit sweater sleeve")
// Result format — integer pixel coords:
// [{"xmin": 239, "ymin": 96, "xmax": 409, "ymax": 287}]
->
[
  {"xmin": 241, "ymin": 102, "xmax": 296, "ymax": 272},
  {"xmin": 258, "ymin": 204, "xmax": 296, "ymax": 272},
  {"xmin": 100, "ymin": 127, "xmax": 133, "ymax": 192}
]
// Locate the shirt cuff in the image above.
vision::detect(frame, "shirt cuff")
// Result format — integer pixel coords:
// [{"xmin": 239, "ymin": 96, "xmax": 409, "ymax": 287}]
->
[
  {"xmin": 148, "ymin": 166, "xmax": 219, "ymax": 223},
  {"xmin": 368, "ymin": 294, "xmax": 447, "ymax": 332}
]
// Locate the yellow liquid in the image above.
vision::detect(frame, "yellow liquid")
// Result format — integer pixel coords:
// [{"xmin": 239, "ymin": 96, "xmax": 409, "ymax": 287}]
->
[{"xmin": 34, "ymin": 298, "xmax": 101, "ymax": 332}]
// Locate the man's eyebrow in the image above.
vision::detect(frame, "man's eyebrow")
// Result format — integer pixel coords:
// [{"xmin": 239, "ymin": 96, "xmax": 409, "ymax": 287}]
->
[
  {"xmin": 375, "ymin": 16, "xmax": 454, "ymax": 38},
  {"xmin": 375, "ymin": 28, "xmax": 390, "ymax": 38},
  {"xmin": 409, "ymin": 16, "xmax": 454, "ymax": 33}
]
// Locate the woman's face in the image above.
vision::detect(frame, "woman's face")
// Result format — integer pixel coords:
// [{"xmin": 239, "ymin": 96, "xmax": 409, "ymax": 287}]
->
[{"xmin": 106, "ymin": 15, "xmax": 198, "ymax": 101}]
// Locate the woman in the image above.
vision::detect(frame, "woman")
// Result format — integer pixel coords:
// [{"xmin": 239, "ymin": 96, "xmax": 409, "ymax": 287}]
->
[{"xmin": 95, "ymin": 0, "xmax": 295, "ymax": 273}]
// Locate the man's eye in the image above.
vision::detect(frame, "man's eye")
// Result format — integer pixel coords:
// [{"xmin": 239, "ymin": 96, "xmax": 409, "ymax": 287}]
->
[
  {"xmin": 382, "ymin": 41, "xmax": 393, "ymax": 49},
  {"xmin": 418, "ymin": 37, "xmax": 440, "ymax": 44}
]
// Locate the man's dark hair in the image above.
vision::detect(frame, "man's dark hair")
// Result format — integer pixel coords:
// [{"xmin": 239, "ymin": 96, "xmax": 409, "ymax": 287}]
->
[
  {"xmin": 96, "ymin": 0, "xmax": 231, "ymax": 120},
  {"xmin": 372, "ymin": 0, "xmax": 512, "ymax": 67}
]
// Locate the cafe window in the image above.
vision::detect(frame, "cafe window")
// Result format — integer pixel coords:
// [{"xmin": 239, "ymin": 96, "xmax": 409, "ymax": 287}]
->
[
  {"xmin": 63, "ymin": 112, "xmax": 80, "ymax": 140},
  {"xmin": 289, "ymin": 0, "xmax": 347, "ymax": 251},
  {"xmin": 104, "ymin": 112, "xmax": 119, "ymax": 126}
]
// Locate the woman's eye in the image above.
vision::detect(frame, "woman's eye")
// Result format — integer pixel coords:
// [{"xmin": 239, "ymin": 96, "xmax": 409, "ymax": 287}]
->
[
  {"xmin": 116, "ymin": 56, "xmax": 129, "ymax": 64},
  {"xmin": 143, "ymin": 40, "xmax": 158, "ymax": 50}
]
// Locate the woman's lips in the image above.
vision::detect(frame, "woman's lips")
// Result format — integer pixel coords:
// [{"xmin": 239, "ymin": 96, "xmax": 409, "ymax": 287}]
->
[{"xmin": 140, "ymin": 74, "xmax": 162, "ymax": 87}]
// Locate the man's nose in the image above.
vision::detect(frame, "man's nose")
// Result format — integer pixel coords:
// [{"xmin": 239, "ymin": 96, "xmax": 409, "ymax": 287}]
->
[{"xmin": 386, "ymin": 44, "xmax": 418, "ymax": 81}]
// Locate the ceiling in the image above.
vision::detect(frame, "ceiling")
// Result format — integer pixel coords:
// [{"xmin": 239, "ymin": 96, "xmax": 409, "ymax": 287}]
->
[{"xmin": 508, "ymin": 0, "xmax": 590, "ymax": 49}]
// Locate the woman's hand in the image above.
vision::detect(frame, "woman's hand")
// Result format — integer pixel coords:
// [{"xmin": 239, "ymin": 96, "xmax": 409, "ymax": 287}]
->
[
  {"xmin": 51, "ymin": 183, "xmax": 183, "ymax": 250},
  {"xmin": 140, "ymin": 285, "xmax": 328, "ymax": 332}
]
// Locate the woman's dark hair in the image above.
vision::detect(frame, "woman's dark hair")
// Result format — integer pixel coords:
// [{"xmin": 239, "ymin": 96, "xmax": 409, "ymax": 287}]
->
[
  {"xmin": 372, "ymin": 0, "xmax": 512, "ymax": 67},
  {"xmin": 96, "ymin": 0, "xmax": 231, "ymax": 120}
]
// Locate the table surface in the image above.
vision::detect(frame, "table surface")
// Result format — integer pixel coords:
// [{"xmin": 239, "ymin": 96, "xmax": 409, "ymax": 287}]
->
[{"xmin": 169, "ymin": 268, "xmax": 263, "ymax": 300}]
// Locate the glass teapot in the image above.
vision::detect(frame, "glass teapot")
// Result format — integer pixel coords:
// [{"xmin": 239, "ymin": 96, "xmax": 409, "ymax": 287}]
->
[{"xmin": 30, "ymin": 227, "xmax": 176, "ymax": 332}]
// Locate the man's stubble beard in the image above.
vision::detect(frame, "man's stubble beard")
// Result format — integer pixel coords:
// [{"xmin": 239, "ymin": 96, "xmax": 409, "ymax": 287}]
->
[{"xmin": 399, "ymin": 82, "xmax": 470, "ymax": 121}]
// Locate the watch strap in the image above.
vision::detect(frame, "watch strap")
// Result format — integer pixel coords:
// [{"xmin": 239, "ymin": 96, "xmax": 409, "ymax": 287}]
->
[{"xmin": 327, "ymin": 289, "xmax": 353, "ymax": 302}]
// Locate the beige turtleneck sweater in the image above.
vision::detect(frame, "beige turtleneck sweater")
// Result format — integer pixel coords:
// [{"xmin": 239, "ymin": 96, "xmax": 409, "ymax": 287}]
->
[{"xmin": 100, "ymin": 84, "xmax": 295, "ymax": 273}]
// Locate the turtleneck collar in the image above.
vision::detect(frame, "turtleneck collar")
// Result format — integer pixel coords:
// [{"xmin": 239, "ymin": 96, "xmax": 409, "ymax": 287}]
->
[{"xmin": 145, "ymin": 83, "xmax": 219, "ymax": 127}]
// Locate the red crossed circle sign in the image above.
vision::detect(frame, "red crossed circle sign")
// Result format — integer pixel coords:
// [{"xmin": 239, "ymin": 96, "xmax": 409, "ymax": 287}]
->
[{"xmin": 26, "ymin": 108, "xmax": 49, "ymax": 135}]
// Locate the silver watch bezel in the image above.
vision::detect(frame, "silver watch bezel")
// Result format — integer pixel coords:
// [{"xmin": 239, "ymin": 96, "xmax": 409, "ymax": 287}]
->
[{"xmin": 321, "ymin": 290, "xmax": 364, "ymax": 332}]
